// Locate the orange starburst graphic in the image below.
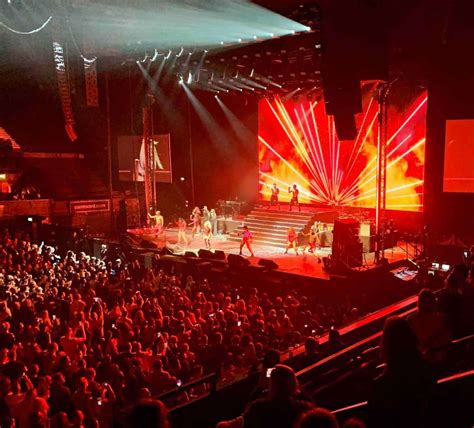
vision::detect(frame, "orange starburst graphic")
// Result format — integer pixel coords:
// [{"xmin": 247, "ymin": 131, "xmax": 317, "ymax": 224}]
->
[{"xmin": 258, "ymin": 86, "xmax": 427, "ymax": 212}]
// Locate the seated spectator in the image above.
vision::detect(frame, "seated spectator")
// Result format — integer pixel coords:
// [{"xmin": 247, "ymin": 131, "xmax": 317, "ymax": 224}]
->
[
  {"xmin": 438, "ymin": 267, "xmax": 465, "ymax": 338},
  {"xmin": 127, "ymin": 398, "xmax": 168, "ymax": 428},
  {"xmin": 368, "ymin": 317, "xmax": 435, "ymax": 428},
  {"xmin": 243, "ymin": 364, "xmax": 313, "ymax": 428},
  {"xmin": 293, "ymin": 337, "xmax": 320, "ymax": 371},
  {"xmin": 342, "ymin": 418, "xmax": 366, "ymax": 428},
  {"xmin": 407, "ymin": 289, "xmax": 451, "ymax": 358},
  {"xmin": 296, "ymin": 407, "xmax": 339, "ymax": 428}
]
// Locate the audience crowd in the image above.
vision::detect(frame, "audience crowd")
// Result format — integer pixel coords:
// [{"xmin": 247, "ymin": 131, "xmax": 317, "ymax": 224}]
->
[
  {"xmin": 215, "ymin": 261, "xmax": 474, "ymax": 428},
  {"xmin": 0, "ymin": 228, "xmax": 360, "ymax": 427}
]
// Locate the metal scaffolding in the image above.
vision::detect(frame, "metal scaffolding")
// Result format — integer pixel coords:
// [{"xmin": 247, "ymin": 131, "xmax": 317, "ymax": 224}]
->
[
  {"xmin": 375, "ymin": 82, "xmax": 389, "ymax": 263},
  {"xmin": 142, "ymin": 94, "xmax": 156, "ymax": 225}
]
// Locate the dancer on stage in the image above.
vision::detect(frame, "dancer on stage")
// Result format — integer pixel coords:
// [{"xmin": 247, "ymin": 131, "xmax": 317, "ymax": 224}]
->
[
  {"xmin": 190, "ymin": 207, "xmax": 202, "ymax": 238},
  {"xmin": 303, "ymin": 221, "xmax": 319, "ymax": 254},
  {"xmin": 203, "ymin": 220, "xmax": 213, "ymax": 250},
  {"xmin": 268, "ymin": 183, "xmax": 280, "ymax": 210},
  {"xmin": 202, "ymin": 205, "xmax": 210, "ymax": 228},
  {"xmin": 239, "ymin": 225, "xmax": 255, "ymax": 257},
  {"xmin": 285, "ymin": 227, "xmax": 299, "ymax": 255},
  {"xmin": 148, "ymin": 210, "xmax": 164, "ymax": 236},
  {"xmin": 176, "ymin": 217, "xmax": 188, "ymax": 245},
  {"xmin": 303, "ymin": 221, "xmax": 322, "ymax": 262},
  {"xmin": 288, "ymin": 184, "xmax": 301, "ymax": 212},
  {"xmin": 210, "ymin": 208, "xmax": 218, "ymax": 235}
]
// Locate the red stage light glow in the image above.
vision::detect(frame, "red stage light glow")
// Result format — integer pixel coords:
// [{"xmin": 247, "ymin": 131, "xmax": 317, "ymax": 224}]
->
[{"xmin": 258, "ymin": 86, "xmax": 427, "ymax": 211}]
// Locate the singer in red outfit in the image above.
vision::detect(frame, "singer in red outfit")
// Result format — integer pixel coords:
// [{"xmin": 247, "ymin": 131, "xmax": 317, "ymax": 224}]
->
[
  {"xmin": 285, "ymin": 227, "xmax": 299, "ymax": 255},
  {"xmin": 239, "ymin": 225, "xmax": 255, "ymax": 257}
]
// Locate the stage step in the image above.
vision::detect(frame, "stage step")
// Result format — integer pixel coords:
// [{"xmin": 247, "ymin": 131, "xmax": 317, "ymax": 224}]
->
[{"xmin": 228, "ymin": 208, "xmax": 317, "ymax": 248}]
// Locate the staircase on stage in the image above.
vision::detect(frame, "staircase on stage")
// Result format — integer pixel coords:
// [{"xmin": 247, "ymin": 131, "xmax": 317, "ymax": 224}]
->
[{"xmin": 228, "ymin": 207, "xmax": 317, "ymax": 248}]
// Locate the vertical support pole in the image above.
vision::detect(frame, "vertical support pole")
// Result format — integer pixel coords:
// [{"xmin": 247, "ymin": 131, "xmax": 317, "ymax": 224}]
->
[
  {"xmin": 105, "ymin": 72, "xmax": 114, "ymax": 232},
  {"xmin": 375, "ymin": 82, "xmax": 388, "ymax": 263},
  {"xmin": 187, "ymin": 98, "xmax": 196, "ymax": 208},
  {"xmin": 143, "ymin": 106, "xmax": 153, "ymax": 226}
]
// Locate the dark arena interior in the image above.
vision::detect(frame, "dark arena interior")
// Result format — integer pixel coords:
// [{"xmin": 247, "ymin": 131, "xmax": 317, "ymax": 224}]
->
[{"xmin": 1, "ymin": 1, "xmax": 474, "ymax": 427}]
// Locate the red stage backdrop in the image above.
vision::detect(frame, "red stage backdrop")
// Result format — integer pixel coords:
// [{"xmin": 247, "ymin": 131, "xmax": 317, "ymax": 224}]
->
[
  {"xmin": 443, "ymin": 119, "xmax": 474, "ymax": 193},
  {"xmin": 258, "ymin": 84, "xmax": 427, "ymax": 211}
]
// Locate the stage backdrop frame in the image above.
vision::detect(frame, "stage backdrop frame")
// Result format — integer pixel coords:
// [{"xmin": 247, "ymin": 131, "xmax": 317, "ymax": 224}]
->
[{"xmin": 117, "ymin": 134, "xmax": 172, "ymax": 183}]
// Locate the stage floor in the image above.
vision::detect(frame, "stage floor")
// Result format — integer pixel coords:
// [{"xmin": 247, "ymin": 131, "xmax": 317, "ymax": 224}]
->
[{"xmin": 128, "ymin": 228, "xmax": 411, "ymax": 280}]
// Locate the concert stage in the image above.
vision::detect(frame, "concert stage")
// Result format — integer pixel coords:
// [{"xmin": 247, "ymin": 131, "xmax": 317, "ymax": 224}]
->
[{"xmin": 127, "ymin": 225, "xmax": 410, "ymax": 282}]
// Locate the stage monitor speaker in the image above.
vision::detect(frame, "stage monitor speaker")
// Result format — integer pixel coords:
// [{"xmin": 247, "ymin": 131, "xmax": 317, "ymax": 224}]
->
[
  {"xmin": 140, "ymin": 240, "xmax": 158, "ymax": 249},
  {"xmin": 160, "ymin": 246, "xmax": 174, "ymax": 256},
  {"xmin": 184, "ymin": 251, "xmax": 197, "ymax": 258},
  {"xmin": 227, "ymin": 254, "xmax": 251, "ymax": 269},
  {"xmin": 212, "ymin": 250, "xmax": 226, "ymax": 261},
  {"xmin": 258, "ymin": 259, "xmax": 279, "ymax": 270},
  {"xmin": 198, "ymin": 249, "xmax": 213, "ymax": 259}
]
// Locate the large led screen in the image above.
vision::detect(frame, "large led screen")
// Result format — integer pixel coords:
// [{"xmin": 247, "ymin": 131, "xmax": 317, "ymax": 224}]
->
[
  {"xmin": 443, "ymin": 119, "xmax": 474, "ymax": 193},
  {"xmin": 258, "ymin": 85, "xmax": 427, "ymax": 211}
]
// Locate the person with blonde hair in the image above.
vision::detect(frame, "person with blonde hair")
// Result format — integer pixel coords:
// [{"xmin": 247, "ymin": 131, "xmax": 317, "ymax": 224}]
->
[
  {"xmin": 203, "ymin": 220, "xmax": 213, "ymax": 250},
  {"xmin": 285, "ymin": 227, "xmax": 299, "ymax": 255},
  {"xmin": 148, "ymin": 210, "xmax": 164, "ymax": 237}
]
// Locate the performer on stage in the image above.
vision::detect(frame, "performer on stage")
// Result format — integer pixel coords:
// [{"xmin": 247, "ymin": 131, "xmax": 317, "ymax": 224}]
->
[
  {"xmin": 203, "ymin": 220, "xmax": 213, "ymax": 250},
  {"xmin": 285, "ymin": 227, "xmax": 299, "ymax": 255},
  {"xmin": 148, "ymin": 210, "xmax": 164, "ymax": 236},
  {"xmin": 190, "ymin": 207, "xmax": 202, "ymax": 238},
  {"xmin": 303, "ymin": 221, "xmax": 322, "ymax": 262},
  {"xmin": 288, "ymin": 184, "xmax": 301, "ymax": 212},
  {"xmin": 209, "ymin": 209, "xmax": 218, "ymax": 235},
  {"xmin": 239, "ymin": 225, "xmax": 255, "ymax": 257},
  {"xmin": 303, "ymin": 221, "xmax": 319, "ymax": 254},
  {"xmin": 202, "ymin": 205, "xmax": 210, "ymax": 228},
  {"xmin": 176, "ymin": 217, "xmax": 188, "ymax": 245},
  {"xmin": 268, "ymin": 183, "xmax": 280, "ymax": 210}
]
